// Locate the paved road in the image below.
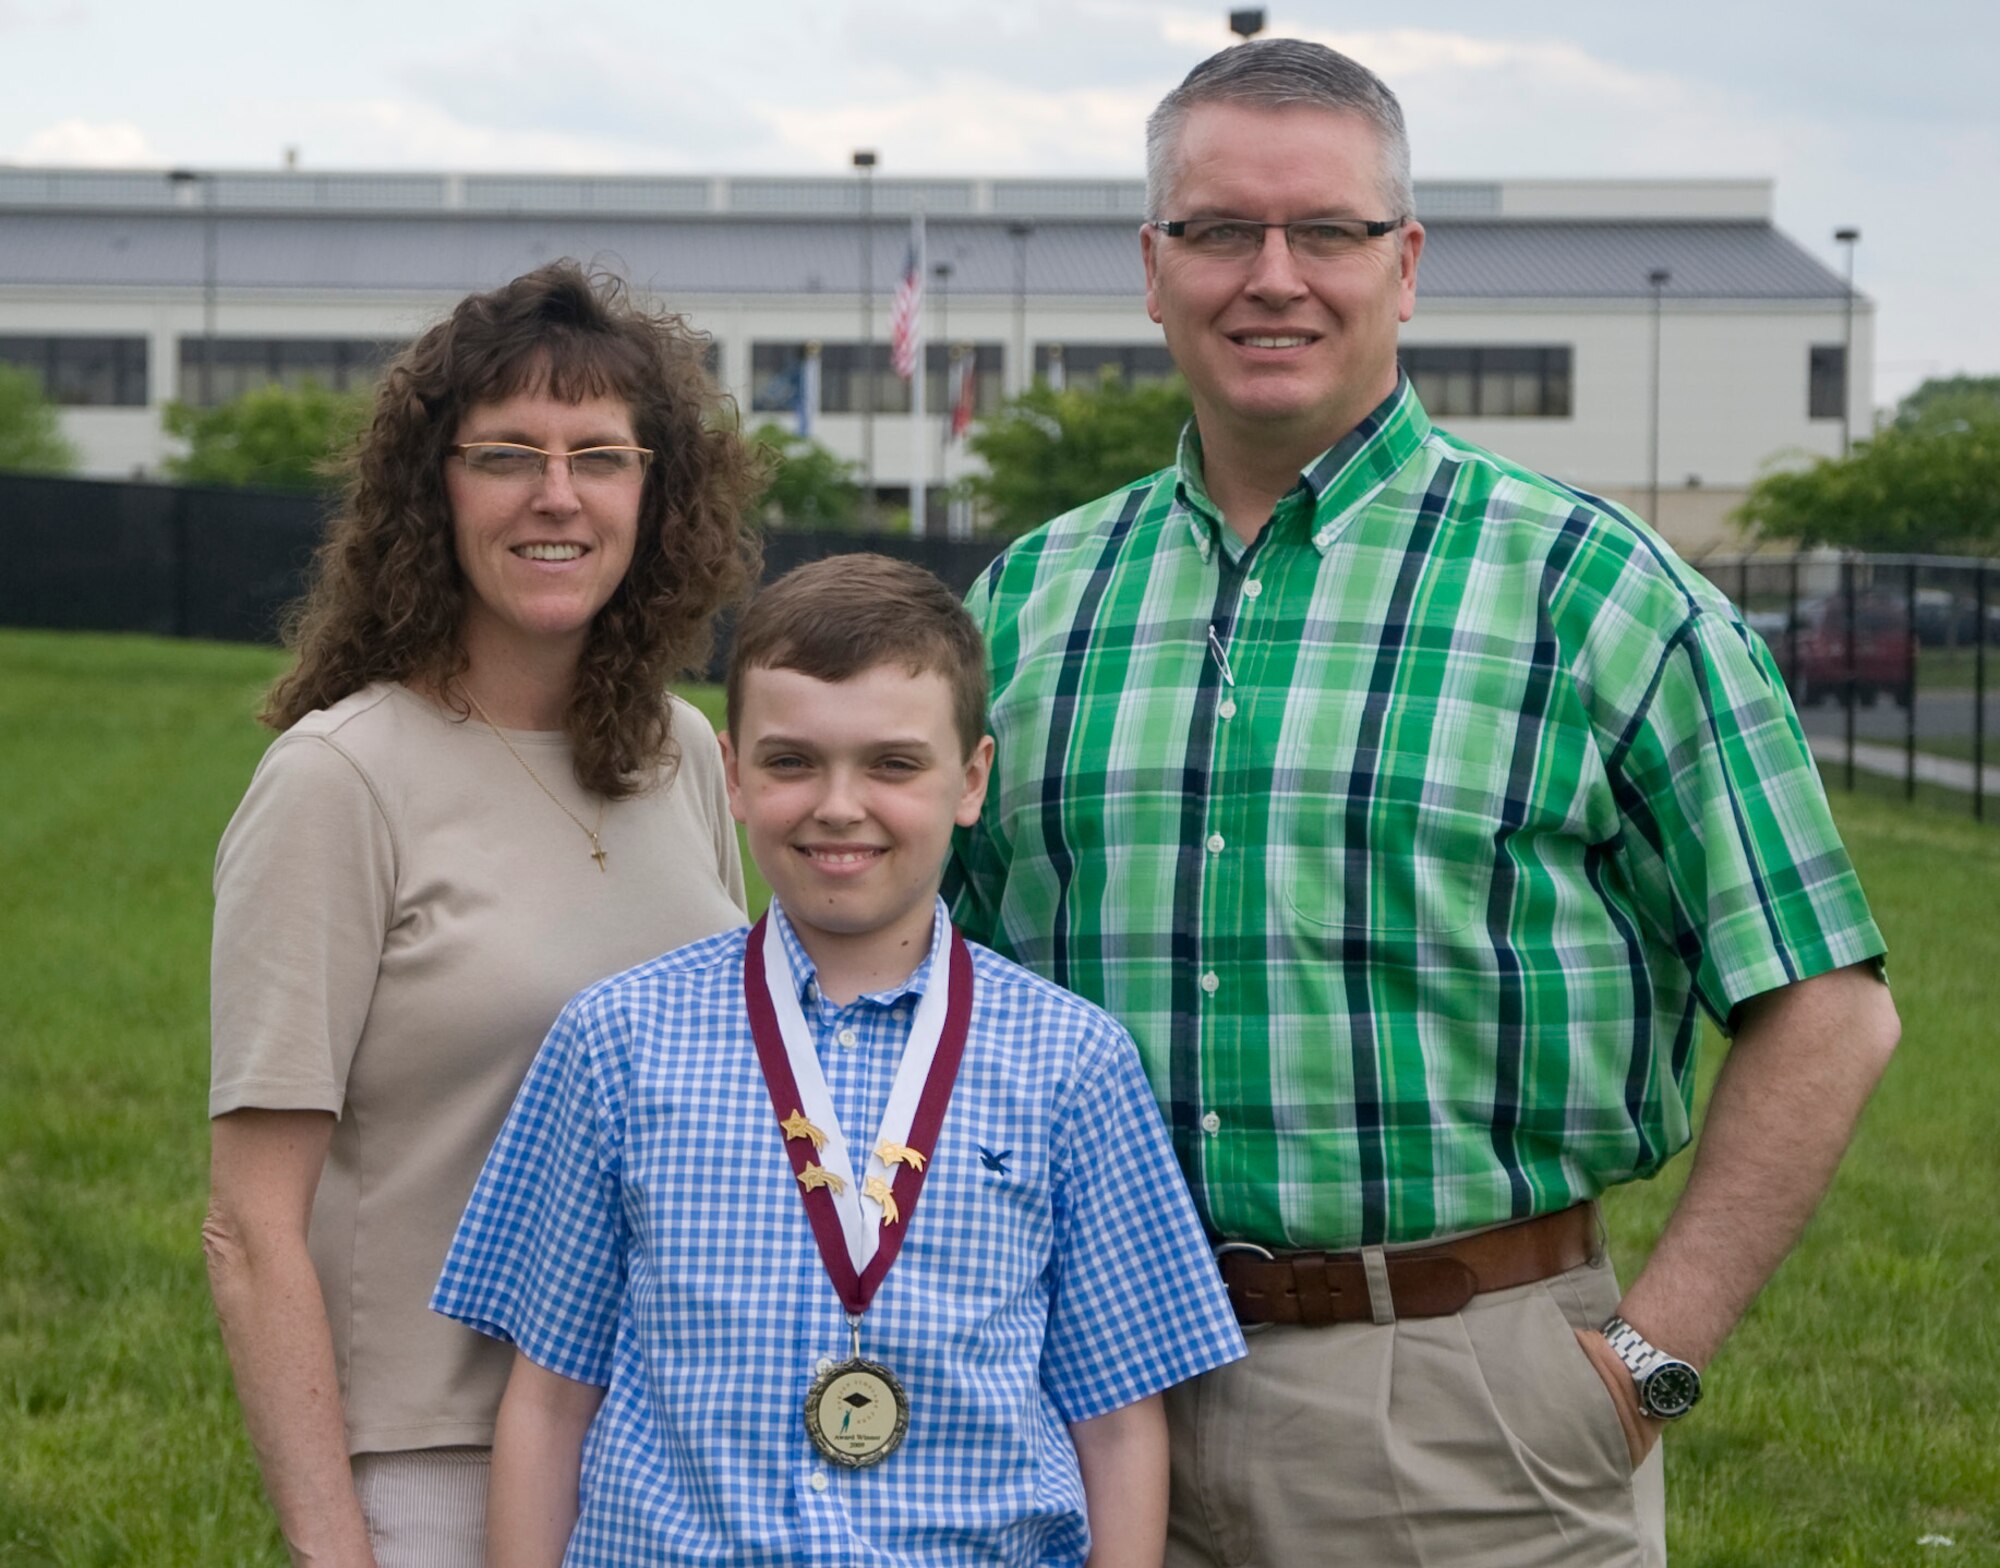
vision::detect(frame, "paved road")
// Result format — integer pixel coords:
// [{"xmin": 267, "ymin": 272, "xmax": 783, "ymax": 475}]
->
[{"xmin": 1795, "ymin": 688, "xmax": 2000, "ymax": 744}]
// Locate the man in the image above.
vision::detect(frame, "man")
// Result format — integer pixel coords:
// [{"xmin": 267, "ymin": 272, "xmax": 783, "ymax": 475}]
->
[{"xmin": 951, "ymin": 38, "xmax": 1897, "ymax": 1567}]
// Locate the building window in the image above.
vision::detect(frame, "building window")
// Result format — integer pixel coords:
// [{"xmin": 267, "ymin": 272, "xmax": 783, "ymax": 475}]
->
[
  {"xmin": 750, "ymin": 344, "xmax": 808, "ymax": 413},
  {"xmin": 751, "ymin": 343, "xmax": 1003, "ymax": 417},
  {"xmin": 0, "ymin": 336, "xmax": 149, "ymax": 407},
  {"xmin": 819, "ymin": 344, "xmax": 909, "ymax": 415},
  {"xmin": 1401, "ymin": 345, "xmax": 1572, "ymax": 418},
  {"xmin": 1809, "ymin": 345, "xmax": 1846, "ymax": 420},
  {"xmin": 754, "ymin": 343, "xmax": 906, "ymax": 415},
  {"xmin": 1034, "ymin": 343, "xmax": 1178, "ymax": 385},
  {"xmin": 176, "ymin": 337, "xmax": 404, "ymax": 406}
]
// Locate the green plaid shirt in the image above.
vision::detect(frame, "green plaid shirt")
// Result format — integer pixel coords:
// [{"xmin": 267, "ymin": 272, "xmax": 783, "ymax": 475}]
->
[{"xmin": 951, "ymin": 378, "xmax": 1884, "ymax": 1249}]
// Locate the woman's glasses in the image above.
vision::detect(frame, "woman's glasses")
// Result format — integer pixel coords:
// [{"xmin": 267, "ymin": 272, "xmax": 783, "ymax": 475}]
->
[{"xmin": 449, "ymin": 442, "xmax": 654, "ymax": 484}]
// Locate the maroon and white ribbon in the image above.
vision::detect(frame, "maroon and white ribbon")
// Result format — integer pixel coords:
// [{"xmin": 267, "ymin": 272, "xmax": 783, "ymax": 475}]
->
[{"xmin": 745, "ymin": 911, "xmax": 973, "ymax": 1315}]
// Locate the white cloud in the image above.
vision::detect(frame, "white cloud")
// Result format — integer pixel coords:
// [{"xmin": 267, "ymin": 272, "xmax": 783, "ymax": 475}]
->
[
  {"xmin": 277, "ymin": 98, "xmax": 680, "ymax": 173},
  {"xmin": 1154, "ymin": 20, "xmax": 1795, "ymax": 179},
  {"xmin": 757, "ymin": 79, "xmax": 1154, "ymax": 174},
  {"xmin": 17, "ymin": 117, "xmax": 159, "ymax": 164}
]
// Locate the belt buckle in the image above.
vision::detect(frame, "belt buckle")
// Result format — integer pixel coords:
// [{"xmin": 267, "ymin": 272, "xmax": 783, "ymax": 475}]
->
[{"xmin": 1213, "ymin": 1240, "xmax": 1276, "ymax": 1336}]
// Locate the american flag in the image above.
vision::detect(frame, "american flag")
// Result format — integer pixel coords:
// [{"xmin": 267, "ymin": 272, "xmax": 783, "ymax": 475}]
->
[
  {"xmin": 890, "ymin": 242, "xmax": 921, "ymax": 381},
  {"xmin": 949, "ymin": 349, "xmax": 976, "ymax": 441}
]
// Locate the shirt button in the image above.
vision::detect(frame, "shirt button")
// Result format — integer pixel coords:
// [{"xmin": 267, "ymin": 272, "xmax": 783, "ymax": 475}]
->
[
  {"xmin": 809, "ymin": 1471, "xmax": 829, "ymax": 1493},
  {"xmin": 1243, "ymin": 580, "xmax": 1263, "ymax": 600},
  {"xmin": 1218, "ymin": 698, "xmax": 1237, "ymax": 720},
  {"xmin": 837, "ymin": 1027, "xmax": 859, "ymax": 1049},
  {"xmin": 1205, "ymin": 832, "xmax": 1225, "ymax": 854},
  {"xmin": 1201, "ymin": 1111, "xmax": 1222, "ymax": 1135},
  {"xmin": 816, "ymin": 1356, "xmax": 835, "ymax": 1376},
  {"xmin": 1200, "ymin": 971, "xmax": 1220, "ymax": 994}
]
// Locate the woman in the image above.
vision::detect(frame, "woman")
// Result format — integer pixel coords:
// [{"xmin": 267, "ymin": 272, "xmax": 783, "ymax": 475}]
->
[{"xmin": 205, "ymin": 261, "xmax": 763, "ymax": 1567}]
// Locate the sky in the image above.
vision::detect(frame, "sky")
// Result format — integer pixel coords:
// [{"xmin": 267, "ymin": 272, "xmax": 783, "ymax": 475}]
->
[{"xmin": 4, "ymin": 0, "xmax": 1994, "ymax": 409}]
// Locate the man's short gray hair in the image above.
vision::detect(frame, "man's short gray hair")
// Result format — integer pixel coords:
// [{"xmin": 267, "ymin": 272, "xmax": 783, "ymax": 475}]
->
[{"xmin": 1144, "ymin": 38, "xmax": 1413, "ymax": 222}]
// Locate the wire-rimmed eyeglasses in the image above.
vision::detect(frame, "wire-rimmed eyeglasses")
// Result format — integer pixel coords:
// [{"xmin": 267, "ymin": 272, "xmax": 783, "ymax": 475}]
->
[{"xmin": 448, "ymin": 442, "xmax": 654, "ymax": 484}]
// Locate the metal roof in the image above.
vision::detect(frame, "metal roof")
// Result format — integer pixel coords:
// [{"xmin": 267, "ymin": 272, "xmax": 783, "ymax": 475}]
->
[
  {"xmin": 1416, "ymin": 221, "xmax": 1846, "ymax": 301},
  {"xmin": 0, "ymin": 210, "xmax": 1848, "ymax": 303}
]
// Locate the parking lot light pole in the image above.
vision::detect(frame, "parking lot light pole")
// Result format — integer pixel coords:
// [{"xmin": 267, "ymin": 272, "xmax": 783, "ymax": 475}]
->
[
  {"xmin": 1006, "ymin": 222, "xmax": 1033, "ymax": 395},
  {"xmin": 1835, "ymin": 227, "xmax": 1860, "ymax": 457},
  {"xmin": 1647, "ymin": 267, "xmax": 1670, "ymax": 525},
  {"xmin": 168, "ymin": 168, "xmax": 217, "ymax": 407},
  {"xmin": 854, "ymin": 150, "xmax": 878, "ymax": 515},
  {"xmin": 934, "ymin": 260, "xmax": 953, "ymax": 473}
]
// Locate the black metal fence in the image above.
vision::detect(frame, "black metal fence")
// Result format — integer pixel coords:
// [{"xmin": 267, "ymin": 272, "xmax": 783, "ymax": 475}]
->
[
  {"xmin": 3, "ymin": 475, "xmax": 1993, "ymax": 820},
  {"xmin": 0, "ymin": 473, "xmax": 1003, "ymax": 677},
  {"xmin": 0, "ymin": 472, "xmax": 330, "ymax": 644},
  {"xmin": 1691, "ymin": 553, "xmax": 1996, "ymax": 821}
]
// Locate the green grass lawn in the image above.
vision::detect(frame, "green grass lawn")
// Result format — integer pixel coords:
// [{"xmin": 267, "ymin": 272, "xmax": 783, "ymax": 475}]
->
[{"xmin": 3, "ymin": 629, "xmax": 1997, "ymax": 1565}]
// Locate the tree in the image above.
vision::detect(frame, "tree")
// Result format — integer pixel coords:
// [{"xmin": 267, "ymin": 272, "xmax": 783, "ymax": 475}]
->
[
  {"xmin": 0, "ymin": 363, "xmax": 80, "ymax": 474},
  {"xmin": 749, "ymin": 423, "xmax": 866, "ymax": 529},
  {"xmin": 967, "ymin": 373, "xmax": 1193, "ymax": 537},
  {"xmin": 1892, "ymin": 374, "xmax": 2000, "ymax": 429},
  {"xmin": 1736, "ymin": 392, "xmax": 2000, "ymax": 553},
  {"xmin": 164, "ymin": 380, "xmax": 370, "ymax": 490}
]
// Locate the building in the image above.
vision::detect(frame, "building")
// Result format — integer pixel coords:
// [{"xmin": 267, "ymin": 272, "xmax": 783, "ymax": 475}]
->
[{"xmin": 0, "ymin": 166, "xmax": 1868, "ymax": 551}]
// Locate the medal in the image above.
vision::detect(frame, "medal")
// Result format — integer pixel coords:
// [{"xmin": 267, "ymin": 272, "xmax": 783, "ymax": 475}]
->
[
  {"xmin": 745, "ymin": 911, "xmax": 974, "ymax": 1470},
  {"xmin": 803, "ymin": 1316, "xmax": 912, "ymax": 1467}
]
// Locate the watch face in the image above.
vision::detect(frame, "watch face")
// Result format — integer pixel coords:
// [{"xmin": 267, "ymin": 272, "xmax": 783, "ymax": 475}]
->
[{"xmin": 1641, "ymin": 1360, "xmax": 1703, "ymax": 1419}]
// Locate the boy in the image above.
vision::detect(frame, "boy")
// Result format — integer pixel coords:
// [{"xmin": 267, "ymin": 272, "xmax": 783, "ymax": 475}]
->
[{"xmin": 433, "ymin": 554, "xmax": 1245, "ymax": 1567}]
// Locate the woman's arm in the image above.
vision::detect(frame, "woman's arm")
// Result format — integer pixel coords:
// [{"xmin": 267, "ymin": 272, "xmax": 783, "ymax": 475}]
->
[
  {"xmin": 487, "ymin": 1352, "xmax": 607, "ymax": 1568},
  {"xmin": 1071, "ymin": 1393, "xmax": 1169, "ymax": 1568},
  {"xmin": 204, "ymin": 1108, "xmax": 378, "ymax": 1568}
]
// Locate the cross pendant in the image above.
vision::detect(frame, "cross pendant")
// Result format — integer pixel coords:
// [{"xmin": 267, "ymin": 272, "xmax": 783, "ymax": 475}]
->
[{"xmin": 590, "ymin": 839, "xmax": 608, "ymax": 873}]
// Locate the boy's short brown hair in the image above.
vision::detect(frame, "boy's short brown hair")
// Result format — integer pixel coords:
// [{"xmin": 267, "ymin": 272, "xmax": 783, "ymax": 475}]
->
[{"xmin": 725, "ymin": 554, "xmax": 988, "ymax": 757}]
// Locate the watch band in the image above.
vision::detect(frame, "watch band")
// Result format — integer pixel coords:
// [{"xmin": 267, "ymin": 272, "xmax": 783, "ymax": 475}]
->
[{"xmin": 1600, "ymin": 1315, "xmax": 1703, "ymax": 1420}]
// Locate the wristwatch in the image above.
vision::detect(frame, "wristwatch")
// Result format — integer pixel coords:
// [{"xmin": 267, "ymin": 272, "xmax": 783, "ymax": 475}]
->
[{"xmin": 1600, "ymin": 1316, "xmax": 1703, "ymax": 1420}]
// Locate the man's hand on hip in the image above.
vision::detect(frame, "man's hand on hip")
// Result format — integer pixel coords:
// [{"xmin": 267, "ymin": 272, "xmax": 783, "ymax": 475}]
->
[{"xmin": 1574, "ymin": 1328, "xmax": 1665, "ymax": 1469}]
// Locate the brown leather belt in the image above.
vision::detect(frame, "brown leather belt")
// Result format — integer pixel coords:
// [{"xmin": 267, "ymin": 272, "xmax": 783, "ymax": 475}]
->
[{"xmin": 1217, "ymin": 1203, "xmax": 1599, "ymax": 1326}]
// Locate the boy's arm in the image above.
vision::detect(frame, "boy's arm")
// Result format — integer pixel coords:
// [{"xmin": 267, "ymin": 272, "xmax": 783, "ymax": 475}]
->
[
  {"xmin": 488, "ymin": 1351, "xmax": 607, "ymax": 1568},
  {"xmin": 1070, "ymin": 1394, "xmax": 1168, "ymax": 1568}
]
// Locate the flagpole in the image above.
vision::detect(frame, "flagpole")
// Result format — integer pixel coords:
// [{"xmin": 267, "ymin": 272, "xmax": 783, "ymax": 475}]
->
[
  {"xmin": 907, "ymin": 207, "xmax": 927, "ymax": 537},
  {"xmin": 797, "ymin": 341, "xmax": 821, "ymax": 441}
]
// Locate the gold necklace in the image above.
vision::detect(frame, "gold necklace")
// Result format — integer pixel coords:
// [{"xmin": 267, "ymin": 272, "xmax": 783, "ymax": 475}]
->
[{"xmin": 461, "ymin": 688, "xmax": 609, "ymax": 873}]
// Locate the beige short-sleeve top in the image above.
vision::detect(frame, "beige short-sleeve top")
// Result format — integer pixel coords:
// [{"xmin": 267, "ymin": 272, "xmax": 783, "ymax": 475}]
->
[{"xmin": 211, "ymin": 682, "xmax": 747, "ymax": 1454}]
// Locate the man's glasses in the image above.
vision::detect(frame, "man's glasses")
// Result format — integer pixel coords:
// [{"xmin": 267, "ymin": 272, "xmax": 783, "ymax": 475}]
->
[
  {"xmin": 1151, "ymin": 216, "xmax": 1405, "ymax": 264},
  {"xmin": 449, "ymin": 442, "xmax": 654, "ymax": 484}
]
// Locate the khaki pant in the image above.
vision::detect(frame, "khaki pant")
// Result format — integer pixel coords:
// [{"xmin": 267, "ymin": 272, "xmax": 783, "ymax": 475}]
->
[
  {"xmin": 350, "ymin": 1446, "xmax": 490, "ymax": 1568},
  {"xmin": 1166, "ymin": 1253, "xmax": 1666, "ymax": 1567}
]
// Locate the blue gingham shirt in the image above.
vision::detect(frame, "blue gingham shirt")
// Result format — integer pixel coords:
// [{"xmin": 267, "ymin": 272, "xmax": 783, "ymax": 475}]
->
[{"xmin": 434, "ymin": 900, "xmax": 1245, "ymax": 1567}]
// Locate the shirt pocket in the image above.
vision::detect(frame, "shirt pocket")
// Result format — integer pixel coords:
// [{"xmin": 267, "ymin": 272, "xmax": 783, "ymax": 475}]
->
[{"xmin": 1279, "ymin": 703, "xmax": 1503, "ymax": 937}]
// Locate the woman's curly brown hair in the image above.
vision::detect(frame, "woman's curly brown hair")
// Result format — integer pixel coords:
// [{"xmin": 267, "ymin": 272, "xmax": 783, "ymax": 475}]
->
[{"xmin": 262, "ymin": 260, "xmax": 765, "ymax": 798}]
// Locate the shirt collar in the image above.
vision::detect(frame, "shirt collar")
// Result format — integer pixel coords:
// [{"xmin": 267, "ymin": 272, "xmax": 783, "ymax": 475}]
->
[
  {"xmin": 769, "ymin": 895, "xmax": 951, "ymax": 1009},
  {"xmin": 1168, "ymin": 373, "xmax": 1434, "ymax": 562}
]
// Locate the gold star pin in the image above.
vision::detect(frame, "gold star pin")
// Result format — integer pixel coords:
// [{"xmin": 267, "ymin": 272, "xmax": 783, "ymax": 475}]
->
[
  {"xmin": 797, "ymin": 1162, "xmax": 847, "ymax": 1196},
  {"xmin": 876, "ymin": 1139, "xmax": 927, "ymax": 1172},
  {"xmin": 862, "ymin": 1174, "xmax": 901, "ymax": 1225},
  {"xmin": 781, "ymin": 1108, "xmax": 828, "ymax": 1150}
]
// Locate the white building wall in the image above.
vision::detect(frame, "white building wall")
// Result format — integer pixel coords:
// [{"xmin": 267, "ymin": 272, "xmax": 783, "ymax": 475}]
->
[
  {"xmin": 5, "ymin": 268, "xmax": 1870, "ymax": 556},
  {"xmin": 1404, "ymin": 297, "xmax": 1871, "ymax": 552}
]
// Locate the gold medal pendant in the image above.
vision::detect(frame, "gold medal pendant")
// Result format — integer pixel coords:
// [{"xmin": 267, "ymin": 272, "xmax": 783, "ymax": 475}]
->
[{"xmin": 804, "ymin": 1351, "xmax": 909, "ymax": 1468}]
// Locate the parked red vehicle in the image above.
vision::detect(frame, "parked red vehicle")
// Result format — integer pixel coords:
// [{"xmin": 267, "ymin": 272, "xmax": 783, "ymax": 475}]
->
[{"xmin": 1775, "ymin": 592, "xmax": 1917, "ymax": 709}]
